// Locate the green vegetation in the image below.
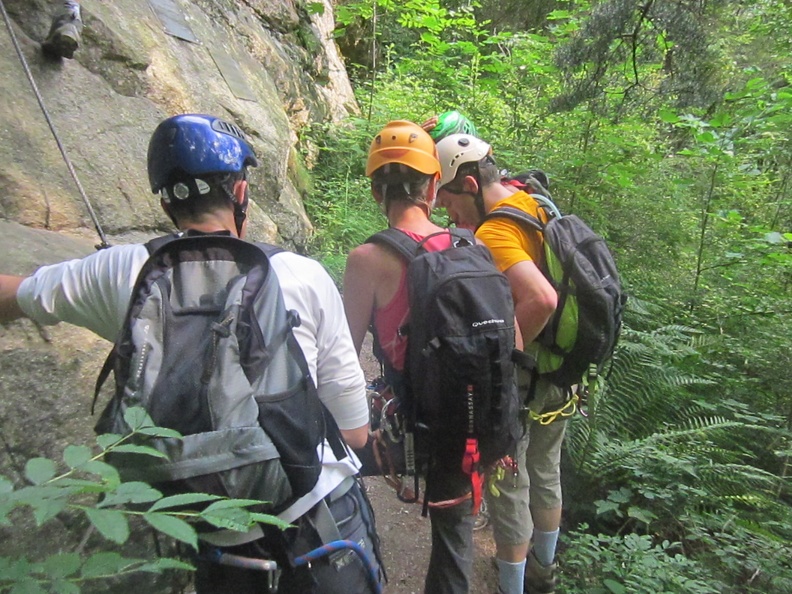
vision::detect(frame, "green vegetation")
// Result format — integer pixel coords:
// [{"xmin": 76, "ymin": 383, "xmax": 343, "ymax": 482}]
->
[
  {"xmin": 0, "ymin": 408, "xmax": 287, "ymax": 593},
  {"xmin": 304, "ymin": 1, "xmax": 792, "ymax": 591}
]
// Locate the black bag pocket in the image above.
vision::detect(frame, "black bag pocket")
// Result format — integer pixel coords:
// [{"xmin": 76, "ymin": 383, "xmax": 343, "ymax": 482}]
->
[{"xmin": 255, "ymin": 375, "xmax": 324, "ymax": 499}]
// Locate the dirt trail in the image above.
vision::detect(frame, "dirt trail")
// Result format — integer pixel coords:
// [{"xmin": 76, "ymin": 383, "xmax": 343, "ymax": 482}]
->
[{"xmin": 358, "ymin": 337, "xmax": 499, "ymax": 594}]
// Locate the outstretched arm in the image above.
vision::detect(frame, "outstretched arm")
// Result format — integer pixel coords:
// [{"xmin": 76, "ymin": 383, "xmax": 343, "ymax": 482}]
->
[{"xmin": 0, "ymin": 275, "xmax": 27, "ymax": 323}]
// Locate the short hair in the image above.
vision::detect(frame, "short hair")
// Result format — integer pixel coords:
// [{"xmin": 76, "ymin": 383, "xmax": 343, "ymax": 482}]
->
[
  {"xmin": 447, "ymin": 154, "xmax": 499, "ymax": 190},
  {"xmin": 370, "ymin": 164, "xmax": 434, "ymax": 205},
  {"xmin": 163, "ymin": 171, "xmax": 245, "ymax": 222}
]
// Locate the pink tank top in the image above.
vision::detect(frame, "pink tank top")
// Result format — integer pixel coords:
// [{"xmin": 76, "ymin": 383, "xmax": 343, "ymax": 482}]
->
[{"xmin": 373, "ymin": 229, "xmax": 453, "ymax": 370}]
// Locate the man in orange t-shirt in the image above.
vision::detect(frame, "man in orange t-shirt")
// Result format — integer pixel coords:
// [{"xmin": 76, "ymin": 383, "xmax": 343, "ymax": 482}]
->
[{"xmin": 434, "ymin": 133, "xmax": 566, "ymax": 594}]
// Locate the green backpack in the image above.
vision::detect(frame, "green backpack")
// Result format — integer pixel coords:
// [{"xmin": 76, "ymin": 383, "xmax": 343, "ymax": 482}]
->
[{"xmin": 482, "ymin": 191, "xmax": 627, "ymax": 388}]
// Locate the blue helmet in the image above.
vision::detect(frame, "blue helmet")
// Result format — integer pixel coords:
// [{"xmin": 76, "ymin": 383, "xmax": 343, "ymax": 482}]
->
[{"xmin": 147, "ymin": 114, "xmax": 258, "ymax": 195}]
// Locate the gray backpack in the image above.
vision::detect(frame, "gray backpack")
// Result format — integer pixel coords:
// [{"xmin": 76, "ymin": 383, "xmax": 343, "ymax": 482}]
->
[{"xmin": 94, "ymin": 233, "xmax": 347, "ymax": 516}]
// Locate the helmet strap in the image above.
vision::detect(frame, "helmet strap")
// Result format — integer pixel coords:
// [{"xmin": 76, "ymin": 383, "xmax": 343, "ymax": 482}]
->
[
  {"xmin": 224, "ymin": 175, "xmax": 249, "ymax": 237},
  {"xmin": 474, "ymin": 191, "xmax": 486, "ymax": 221},
  {"xmin": 160, "ymin": 200, "xmax": 180, "ymax": 230}
]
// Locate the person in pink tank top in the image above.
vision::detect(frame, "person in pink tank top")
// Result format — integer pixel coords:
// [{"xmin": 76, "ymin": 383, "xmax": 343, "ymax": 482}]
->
[{"xmin": 343, "ymin": 121, "xmax": 477, "ymax": 594}]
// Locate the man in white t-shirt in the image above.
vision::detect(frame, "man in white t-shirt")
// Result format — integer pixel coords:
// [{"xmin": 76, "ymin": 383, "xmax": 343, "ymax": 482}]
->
[{"xmin": 0, "ymin": 114, "xmax": 383, "ymax": 594}]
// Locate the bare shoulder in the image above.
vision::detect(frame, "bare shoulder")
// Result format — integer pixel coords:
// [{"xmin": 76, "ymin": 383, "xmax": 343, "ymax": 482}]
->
[{"xmin": 347, "ymin": 242, "xmax": 402, "ymax": 276}]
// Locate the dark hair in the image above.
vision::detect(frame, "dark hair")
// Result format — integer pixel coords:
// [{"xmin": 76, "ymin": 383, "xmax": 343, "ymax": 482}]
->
[
  {"xmin": 447, "ymin": 154, "xmax": 499, "ymax": 191},
  {"xmin": 163, "ymin": 171, "xmax": 245, "ymax": 221},
  {"xmin": 370, "ymin": 164, "xmax": 433, "ymax": 204}
]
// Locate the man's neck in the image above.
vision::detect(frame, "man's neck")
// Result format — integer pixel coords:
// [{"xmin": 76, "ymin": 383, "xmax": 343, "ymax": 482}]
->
[
  {"xmin": 482, "ymin": 182, "xmax": 517, "ymax": 213},
  {"xmin": 178, "ymin": 212, "xmax": 240, "ymax": 237}
]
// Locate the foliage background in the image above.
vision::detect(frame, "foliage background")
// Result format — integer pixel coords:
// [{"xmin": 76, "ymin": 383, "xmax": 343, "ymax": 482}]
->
[{"xmin": 304, "ymin": 1, "xmax": 792, "ymax": 592}]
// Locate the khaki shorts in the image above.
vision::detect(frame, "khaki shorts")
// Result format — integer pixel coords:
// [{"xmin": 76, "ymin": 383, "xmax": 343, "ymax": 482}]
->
[{"xmin": 485, "ymin": 374, "xmax": 568, "ymax": 546}]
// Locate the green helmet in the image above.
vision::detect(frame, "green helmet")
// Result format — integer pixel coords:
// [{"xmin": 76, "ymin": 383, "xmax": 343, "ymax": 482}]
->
[{"xmin": 428, "ymin": 110, "xmax": 478, "ymax": 141}]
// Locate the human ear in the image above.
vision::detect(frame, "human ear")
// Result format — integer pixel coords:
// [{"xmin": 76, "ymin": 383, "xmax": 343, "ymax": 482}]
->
[{"xmin": 462, "ymin": 175, "xmax": 479, "ymax": 195}]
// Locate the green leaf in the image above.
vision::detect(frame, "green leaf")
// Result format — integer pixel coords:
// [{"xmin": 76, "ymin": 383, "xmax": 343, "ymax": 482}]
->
[
  {"xmin": 81, "ymin": 460, "xmax": 120, "ymax": 485},
  {"xmin": 149, "ymin": 493, "xmax": 221, "ymax": 512},
  {"xmin": 627, "ymin": 506, "xmax": 657, "ymax": 525},
  {"xmin": 63, "ymin": 445, "xmax": 92, "ymax": 469},
  {"xmin": 123, "ymin": 407, "xmax": 154, "ymax": 430},
  {"xmin": 603, "ymin": 578, "xmax": 627, "ymax": 594},
  {"xmin": 9, "ymin": 578, "xmax": 46, "ymax": 594},
  {"xmin": 31, "ymin": 496, "xmax": 69, "ymax": 526},
  {"xmin": 135, "ymin": 557, "xmax": 195, "ymax": 573},
  {"xmin": 136, "ymin": 426, "xmax": 182, "ymax": 439},
  {"xmin": 48, "ymin": 580, "xmax": 80, "ymax": 594},
  {"xmin": 50, "ymin": 580, "xmax": 80, "ymax": 594},
  {"xmin": 80, "ymin": 552, "xmax": 141, "ymax": 578},
  {"xmin": 204, "ymin": 499, "xmax": 264, "ymax": 511},
  {"xmin": 40, "ymin": 552, "xmax": 81, "ymax": 578},
  {"xmin": 306, "ymin": 1, "xmax": 324, "ymax": 15},
  {"xmin": 594, "ymin": 499, "xmax": 621, "ymax": 517},
  {"xmin": 99, "ymin": 481, "xmax": 162, "ymax": 507},
  {"xmin": 200, "ymin": 506, "xmax": 252, "ymax": 531},
  {"xmin": 85, "ymin": 508, "xmax": 130, "ymax": 544},
  {"xmin": 658, "ymin": 108, "xmax": 679, "ymax": 123},
  {"xmin": 144, "ymin": 513, "xmax": 198, "ymax": 549},
  {"xmin": 96, "ymin": 434, "xmax": 124, "ymax": 451},
  {"xmin": 109, "ymin": 444, "xmax": 168, "ymax": 459},
  {"xmin": 249, "ymin": 512, "xmax": 292, "ymax": 531},
  {"xmin": 25, "ymin": 458, "xmax": 56, "ymax": 485}
]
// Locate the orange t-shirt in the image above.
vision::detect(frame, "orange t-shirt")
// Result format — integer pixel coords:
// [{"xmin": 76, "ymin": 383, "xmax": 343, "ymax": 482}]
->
[{"xmin": 475, "ymin": 191, "xmax": 548, "ymax": 273}]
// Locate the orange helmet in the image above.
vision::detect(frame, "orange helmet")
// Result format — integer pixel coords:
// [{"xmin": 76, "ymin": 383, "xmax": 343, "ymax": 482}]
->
[{"xmin": 366, "ymin": 120, "xmax": 441, "ymax": 178}]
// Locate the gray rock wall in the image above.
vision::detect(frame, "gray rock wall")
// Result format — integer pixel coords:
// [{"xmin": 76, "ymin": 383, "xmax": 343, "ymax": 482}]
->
[{"xmin": 0, "ymin": 0, "xmax": 355, "ymax": 588}]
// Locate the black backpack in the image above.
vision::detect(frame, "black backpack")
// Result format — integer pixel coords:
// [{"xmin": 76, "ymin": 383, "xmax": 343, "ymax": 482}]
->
[
  {"xmin": 93, "ymin": 233, "xmax": 347, "ymax": 534},
  {"xmin": 482, "ymin": 192, "xmax": 627, "ymax": 389},
  {"xmin": 365, "ymin": 228, "xmax": 521, "ymax": 511}
]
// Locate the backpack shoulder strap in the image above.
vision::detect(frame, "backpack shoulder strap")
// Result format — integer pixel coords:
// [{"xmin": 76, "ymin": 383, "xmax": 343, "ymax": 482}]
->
[
  {"xmin": 482, "ymin": 205, "xmax": 545, "ymax": 232},
  {"xmin": 144, "ymin": 233, "xmax": 181, "ymax": 255},
  {"xmin": 445, "ymin": 227, "xmax": 476, "ymax": 248},
  {"xmin": 365, "ymin": 228, "xmax": 421, "ymax": 263},
  {"xmin": 255, "ymin": 243, "xmax": 285, "ymax": 258}
]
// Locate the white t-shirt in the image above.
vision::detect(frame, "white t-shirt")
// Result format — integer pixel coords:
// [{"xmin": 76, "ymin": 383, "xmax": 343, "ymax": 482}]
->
[{"xmin": 17, "ymin": 241, "xmax": 367, "ymax": 524}]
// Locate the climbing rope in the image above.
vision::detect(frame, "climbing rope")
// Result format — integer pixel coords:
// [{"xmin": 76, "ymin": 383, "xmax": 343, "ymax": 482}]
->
[{"xmin": 0, "ymin": 0, "xmax": 109, "ymax": 249}]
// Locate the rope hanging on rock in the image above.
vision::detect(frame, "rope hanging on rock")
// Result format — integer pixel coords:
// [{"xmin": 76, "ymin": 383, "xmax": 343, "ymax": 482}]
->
[{"xmin": 0, "ymin": 0, "xmax": 109, "ymax": 249}]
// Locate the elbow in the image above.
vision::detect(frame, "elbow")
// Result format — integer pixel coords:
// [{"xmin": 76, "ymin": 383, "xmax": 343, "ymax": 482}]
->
[
  {"xmin": 540, "ymin": 290, "xmax": 558, "ymax": 320},
  {"xmin": 341, "ymin": 425, "xmax": 370, "ymax": 450}
]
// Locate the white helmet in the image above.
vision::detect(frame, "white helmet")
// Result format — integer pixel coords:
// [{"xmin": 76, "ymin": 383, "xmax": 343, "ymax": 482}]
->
[{"xmin": 435, "ymin": 134, "xmax": 491, "ymax": 189}]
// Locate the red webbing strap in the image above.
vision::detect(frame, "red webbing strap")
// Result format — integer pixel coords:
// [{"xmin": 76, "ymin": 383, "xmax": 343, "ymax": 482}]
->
[{"xmin": 461, "ymin": 437, "xmax": 483, "ymax": 514}]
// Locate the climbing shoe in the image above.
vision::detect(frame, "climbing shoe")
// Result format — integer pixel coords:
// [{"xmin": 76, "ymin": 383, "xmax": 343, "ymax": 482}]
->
[
  {"xmin": 524, "ymin": 550, "xmax": 557, "ymax": 594},
  {"xmin": 42, "ymin": 1, "xmax": 83, "ymax": 59}
]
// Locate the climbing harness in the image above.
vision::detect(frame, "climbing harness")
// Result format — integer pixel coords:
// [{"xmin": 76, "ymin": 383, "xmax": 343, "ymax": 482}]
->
[{"xmin": 0, "ymin": 0, "xmax": 109, "ymax": 249}]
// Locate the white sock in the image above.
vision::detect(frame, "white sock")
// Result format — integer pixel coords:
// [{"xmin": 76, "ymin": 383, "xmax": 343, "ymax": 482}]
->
[
  {"xmin": 532, "ymin": 528, "xmax": 560, "ymax": 566},
  {"xmin": 496, "ymin": 557, "xmax": 526, "ymax": 594}
]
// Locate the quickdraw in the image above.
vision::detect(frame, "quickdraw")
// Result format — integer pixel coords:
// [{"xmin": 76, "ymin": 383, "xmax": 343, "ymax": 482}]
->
[{"xmin": 487, "ymin": 455, "xmax": 518, "ymax": 498}]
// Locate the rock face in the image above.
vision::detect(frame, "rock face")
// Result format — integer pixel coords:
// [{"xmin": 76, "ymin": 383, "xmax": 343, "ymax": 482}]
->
[
  {"xmin": 0, "ymin": 0, "xmax": 355, "ymax": 588},
  {"xmin": 0, "ymin": 0, "xmax": 356, "ymax": 246}
]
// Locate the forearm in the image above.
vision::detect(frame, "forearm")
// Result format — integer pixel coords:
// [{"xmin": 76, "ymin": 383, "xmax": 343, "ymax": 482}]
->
[{"xmin": 0, "ymin": 275, "xmax": 27, "ymax": 323}]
